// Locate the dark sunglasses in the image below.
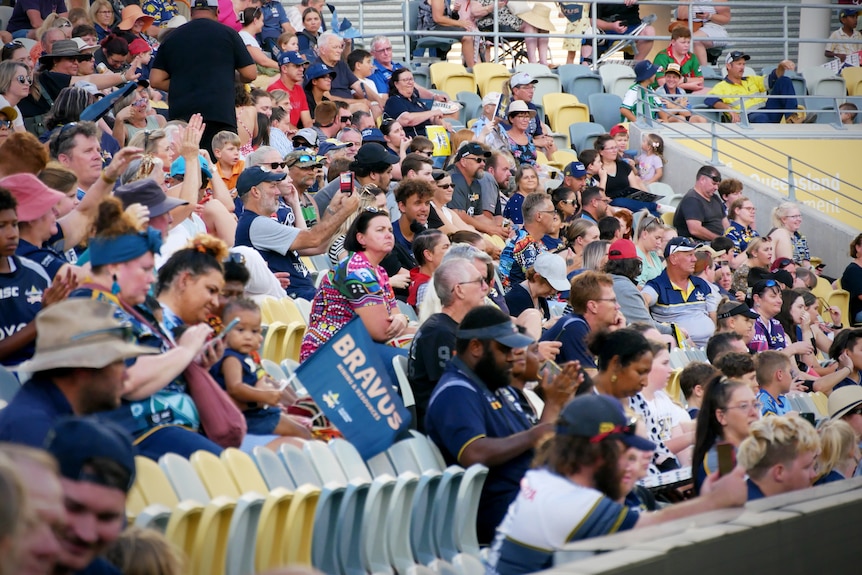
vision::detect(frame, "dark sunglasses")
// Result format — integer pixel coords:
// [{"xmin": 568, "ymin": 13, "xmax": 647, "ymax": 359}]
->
[
  {"xmin": 15, "ymin": 74, "xmax": 31, "ymax": 85},
  {"xmin": 77, "ymin": 54, "xmax": 94, "ymax": 62},
  {"xmin": 437, "ymin": 183, "xmax": 453, "ymax": 190},
  {"xmin": 709, "ymin": 175, "xmax": 722, "ymax": 183},
  {"xmin": 0, "ymin": 120, "xmax": 12, "ymax": 129},
  {"xmin": 560, "ymin": 199, "xmax": 578, "ymax": 206},
  {"xmin": 263, "ymin": 161, "xmax": 288, "ymax": 169},
  {"xmin": 339, "ymin": 116, "xmax": 350, "ymax": 123},
  {"xmin": 3, "ymin": 41, "xmax": 23, "ymax": 50}
]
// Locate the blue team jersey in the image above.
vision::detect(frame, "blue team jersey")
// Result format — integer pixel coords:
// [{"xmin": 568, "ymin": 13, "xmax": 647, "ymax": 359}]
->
[{"xmin": 0, "ymin": 255, "xmax": 49, "ymax": 367}]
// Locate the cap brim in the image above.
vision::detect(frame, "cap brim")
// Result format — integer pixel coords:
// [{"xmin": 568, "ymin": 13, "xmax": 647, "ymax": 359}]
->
[
  {"xmin": 494, "ymin": 332, "xmax": 535, "ymax": 349},
  {"xmin": 740, "ymin": 309, "xmax": 759, "ymax": 319},
  {"xmin": 831, "ymin": 399, "xmax": 862, "ymax": 420},
  {"xmin": 618, "ymin": 433, "xmax": 656, "ymax": 452},
  {"xmin": 546, "ymin": 276, "xmax": 571, "ymax": 292},
  {"xmin": 149, "ymin": 196, "xmax": 189, "ymax": 218},
  {"xmin": 16, "ymin": 341, "xmax": 158, "ymax": 373}
]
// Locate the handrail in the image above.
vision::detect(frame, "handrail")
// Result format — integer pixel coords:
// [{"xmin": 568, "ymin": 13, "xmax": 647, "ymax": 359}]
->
[
  {"xmin": 392, "ymin": 0, "xmax": 849, "ymax": 64},
  {"xmin": 637, "ymin": 90, "xmax": 862, "ymax": 209}
]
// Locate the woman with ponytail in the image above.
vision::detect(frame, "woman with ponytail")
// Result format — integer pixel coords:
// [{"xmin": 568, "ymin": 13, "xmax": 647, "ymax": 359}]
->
[{"xmin": 71, "ymin": 198, "xmax": 224, "ymax": 459}]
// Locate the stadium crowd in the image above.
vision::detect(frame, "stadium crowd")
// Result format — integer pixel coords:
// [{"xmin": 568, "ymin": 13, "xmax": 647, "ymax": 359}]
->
[{"xmin": 0, "ymin": 0, "xmax": 860, "ymax": 574}]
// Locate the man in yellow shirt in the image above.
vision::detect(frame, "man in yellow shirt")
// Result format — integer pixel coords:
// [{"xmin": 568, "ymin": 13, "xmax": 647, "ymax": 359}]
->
[{"xmin": 705, "ymin": 51, "xmax": 802, "ymax": 123}]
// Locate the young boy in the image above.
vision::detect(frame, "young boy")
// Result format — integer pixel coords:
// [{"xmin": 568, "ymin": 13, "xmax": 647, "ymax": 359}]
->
[
  {"xmin": 679, "ymin": 361, "xmax": 719, "ymax": 419},
  {"xmin": 655, "ymin": 63, "xmax": 706, "ymax": 123},
  {"xmin": 347, "ymin": 48, "xmax": 383, "ymax": 119},
  {"xmin": 839, "ymin": 102, "xmax": 858, "ymax": 125},
  {"xmin": 825, "ymin": 8, "xmax": 862, "ymax": 64},
  {"xmin": 213, "ymin": 131, "xmax": 245, "ymax": 200},
  {"xmin": 209, "ymin": 298, "xmax": 312, "ymax": 438},
  {"xmin": 652, "ymin": 26, "xmax": 704, "ymax": 93},
  {"xmin": 714, "ymin": 351, "xmax": 758, "ymax": 394},
  {"xmin": 621, "ymin": 61, "xmax": 669, "ymax": 123}
]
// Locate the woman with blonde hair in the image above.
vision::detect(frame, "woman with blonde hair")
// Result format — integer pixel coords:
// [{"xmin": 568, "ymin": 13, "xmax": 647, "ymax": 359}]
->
[
  {"xmin": 770, "ymin": 202, "xmax": 810, "ymax": 266},
  {"xmin": 105, "ymin": 526, "xmax": 186, "ymax": 575},
  {"xmin": 0, "ymin": 457, "xmax": 26, "ymax": 575},
  {"xmin": 737, "ymin": 413, "xmax": 820, "ymax": 500},
  {"xmin": 634, "ymin": 213, "xmax": 668, "ymax": 285},
  {"xmin": 89, "ymin": 0, "xmax": 116, "ymax": 40},
  {"xmin": 814, "ymin": 419, "xmax": 860, "ymax": 485},
  {"xmin": 730, "ymin": 236, "xmax": 773, "ymax": 295},
  {"xmin": 562, "ymin": 218, "xmax": 599, "ymax": 271}
]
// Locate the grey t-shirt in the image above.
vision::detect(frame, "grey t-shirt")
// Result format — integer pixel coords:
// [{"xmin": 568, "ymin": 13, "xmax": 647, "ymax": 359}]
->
[{"xmin": 248, "ymin": 215, "xmax": 301, "ymax": 253}]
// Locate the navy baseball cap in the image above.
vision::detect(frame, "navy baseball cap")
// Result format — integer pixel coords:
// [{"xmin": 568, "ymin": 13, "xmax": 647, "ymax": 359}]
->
[
  {"xmin": 304, "ymin": 63, "xmax": 335, "ymax": 87},
  {"xmin": 278, "ymin": 51, "xmax": 308, "ymax": 67},
  {"xmin": 456, "ymin": 318, "xmax": 534, "ymax": 348},
  {"xmin": 557, "ymin": 395, "xmax": 656, "ymax": 452},
  {"xmin": 45, "ymin": 417, "xmax": 137, "ymax": 492},
  {"xmin": 236, "ymin": 165, "xmax": 286, "ymax": 196},
  {"xmin": 454, "ymin": 141, "xmax": 491, "ymax": 162},
  {"xmin": 564, "ymin": 161, "xmax": 587, "ymax": 178},
  {"xmin": 361, "ymin": 127, "xmax": 386, "ymax": 144},
  {"xmin": 725, "ymin": 50, "xmax": 751, "ymax": 65}
]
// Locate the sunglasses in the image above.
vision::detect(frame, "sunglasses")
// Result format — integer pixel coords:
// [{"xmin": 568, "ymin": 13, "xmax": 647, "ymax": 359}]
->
[
  {"xmin": 339, "ymin": 116, "xmax": 350, "ymax": 123},
  {"xmin": 0, "ymin": 120, "xmax": 11, "ymax": 130},
  {"xmin": 560, "ymin": 199, "xmax": 578, "ymax": 206},
  {"xmin": 263, "ymin": 161, "xmax": 288, "ymax": 170},
  {"xmin": 287, "ymin": 154, "xmax": 318, "ymax": 166},
  {"xmin": 15, "ymin": 74, "xmax": 31, "ymax": 85},
  {"xmin": 437, "ymin": 183, "xmax": 453, "ymax": 190},
  {"xmin": 709, "ymin": 175, "xmax": 722, "ymax": 183},
  {"xmin": 223, "ymin": 252, "xmax": 246, "ymax": 265},
  {"xmin": 3, "ymin": 41, "xmax": 23, "ymax": 50}
]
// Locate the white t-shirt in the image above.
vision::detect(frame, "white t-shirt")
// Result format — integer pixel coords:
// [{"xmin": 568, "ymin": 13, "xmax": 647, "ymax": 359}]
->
[
  {"xmin": 239, "ymin": 30, "xmax": 261, "ymax": 49},
  {"xmin": 0, "ymin": 95, "xmax": 24, "ymax": 131},
  {"xmin": 646, "ymin": 390, "xmax": 691, "ymax": 443}
]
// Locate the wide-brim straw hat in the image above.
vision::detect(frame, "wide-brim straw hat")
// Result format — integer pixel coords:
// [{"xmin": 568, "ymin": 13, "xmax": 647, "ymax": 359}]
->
[{"xmin": 520, "ymin": 4, "xmax": 555, "ymax": 32}]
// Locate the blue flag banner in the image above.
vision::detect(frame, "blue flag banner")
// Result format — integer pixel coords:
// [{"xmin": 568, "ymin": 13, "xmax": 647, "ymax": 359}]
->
[
  {"xmin": 294, "ymin": 317, "xmax": 411, "ymax": 459},
  {"xmin": 559, "ymin": 3, "xmax": 583, "ymax": 23}
]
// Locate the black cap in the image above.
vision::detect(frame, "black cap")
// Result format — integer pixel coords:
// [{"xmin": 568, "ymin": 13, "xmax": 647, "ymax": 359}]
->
[
  {"xmin": 353, "ymin": 142, "xmax": 399, "ymax": 167},
  {"xmin": 454, "ymin": 142, "xmax": 492, "ymax": 162},
  {"xmin": 717, "ymin": 302, "xmax": 759, "ymax": 321}
]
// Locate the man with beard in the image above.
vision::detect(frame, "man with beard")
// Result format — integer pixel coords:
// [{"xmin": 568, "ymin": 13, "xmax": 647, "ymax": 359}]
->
[
  {"xmin": 391, "ymin": 178, "xmax": 434, "ymax": 270},
  {"xmin": 448, "ymin": 142, "xmax": 492, "ymax": 231},
  {"xmin": 486, "ymin": 394, "xmax": 748, "ymax": 575},
  {"xmin": 424, "ymin": 306, "xmax": 579, "ymax": 545},
  {"xmin": 0, "ymin": 299, "xmax": 156, "ymax": 446}
]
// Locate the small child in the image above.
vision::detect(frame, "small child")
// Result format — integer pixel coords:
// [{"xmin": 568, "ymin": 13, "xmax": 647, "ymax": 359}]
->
[
  {"xmin": 347, "ymin": 48, "xmax": 385, "ymax": 119},
  {"xmin": 407, "ymin": 136, "xmax": 434, "ymax": 157},
  {"xmin": 128, "ymin": 38, "xmax": 153, "ymax": 81},
  {"xmin": 839, "ymin": 102, "xmax": 858, "ymax": 125},
  {"xmin": 678, "ymin": 361, "xmax": 719, "ymax": 419},
  {"xmin": 635, "ymin": 133, "xmax": 665, "ymax": 186},
  {"xmin": 276, "ymin": 31, "xmax": 299, "ymax": 55},
  {"xmin": 620, "ymin": 61, "xmax": 670, "ymax": 124},
  {"xmin": 212, "ymin": 130, "xmax": 245, "ymax": 202},
  {"xmin": 210, "ymin": 299, "xmax": 312, "ymax": 438}
]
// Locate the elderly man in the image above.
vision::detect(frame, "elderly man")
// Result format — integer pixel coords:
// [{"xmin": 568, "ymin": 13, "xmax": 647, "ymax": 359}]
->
[
  {"xmin": 0, "ymin": 299, "xmax": 156, "ymax": 446},
  {"xmin": 46, "ymin": 417, "xmax": 137, "ymax": 574},
  {"xmin": 313, "ymin": 32, "xmax": 382, "ymax": 113},
  {"xmin": 267, "ymin": 51, "xmax": 312, "ymax": 130},
  {"xmin": 408, "ymin": 256, "xmax": 491, "ymax": 429},
  {"xmin": 151, "ymin": 0, "xmax": 256, "ymax": 154},
  {"xmin": 706, "ymin": 51, "xmax": 805, "ymax": 124},
  {"xmin": 368, "ymin": 35, "xmax": 446, "ymax": 102},
  {"xmin": 425, "ymin": 305, "xmax": 579, "ymax": 545},
  {"xmin": 235, "ymin": 165, "xmax": 359, "ymax": 300},
  {"xmin": 643, "ymin": 237, "xmax": 717, "ymax": 347},
  {"xmin": 673, "ymin": 165, "xmax": 729, "ymax": 241},
  {"xmin": 499, "ymin": 192, "xmax": 559, "ymax": 290}
]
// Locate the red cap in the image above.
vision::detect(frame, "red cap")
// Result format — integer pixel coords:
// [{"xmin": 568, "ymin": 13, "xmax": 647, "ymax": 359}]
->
[
  {"xmin": 0, "ymin": 173, "xmax": 66, "ymax": 222},
  {"xmin": 607, "ymin": 238, "xmax": 638, "ymax": 260},
  {"xmin": 128, "ymin": 38, "xmax": 151, "ymax": 56},
  {"xmin": 610, "ymin": 124, "xmax": 628, "ymax": 137}
]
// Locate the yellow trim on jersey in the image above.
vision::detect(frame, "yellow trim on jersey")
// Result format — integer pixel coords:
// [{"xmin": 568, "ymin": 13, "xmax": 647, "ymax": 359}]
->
[{"xmin": 457, "ymin": 434, "xmax": 487, "ymax": 463}]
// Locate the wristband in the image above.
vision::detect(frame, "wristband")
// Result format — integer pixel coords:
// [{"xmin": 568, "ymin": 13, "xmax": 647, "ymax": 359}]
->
[{"xmin": 100, "ymin": 170, "xmax": 117, "ymax": 185}]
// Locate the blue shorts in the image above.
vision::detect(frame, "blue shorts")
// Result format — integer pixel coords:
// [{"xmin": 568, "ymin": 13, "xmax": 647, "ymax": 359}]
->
[
  {"xmin": 245, "ymin": 406, "xmax": 283, "ymax": 435},
  {"xmin": 134, "ymin": 425, "xmax": 223, "ymax": 460}
]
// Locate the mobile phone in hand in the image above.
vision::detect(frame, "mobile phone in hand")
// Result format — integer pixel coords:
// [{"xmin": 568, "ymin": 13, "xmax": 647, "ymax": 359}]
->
[
  {"xmin": 210, "ymin": 317, "xmax": 240, "ymax": 345},
  {"xmin": 716, "ymin": 442, "xmax": 736, "ymax": 477},
  {"xmin": 340, "ymin": 171, "xmax": 354, "ymax": 195}
]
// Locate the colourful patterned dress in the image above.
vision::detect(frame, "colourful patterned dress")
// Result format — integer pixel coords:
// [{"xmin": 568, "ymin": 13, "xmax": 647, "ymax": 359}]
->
[{"xmin": 299, "ymin": 251, "xmax": 396, "ymax": 361}]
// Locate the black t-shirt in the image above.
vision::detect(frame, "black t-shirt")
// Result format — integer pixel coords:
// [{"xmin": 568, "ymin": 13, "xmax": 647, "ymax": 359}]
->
[
  {"xmin": 18, "ymin": 72, "xmax": 72, "ymax": 118},
  {"xmin": 673, "ymin": 189, "xmax": 726, "ymax": 239},
  {"xmin": 313, "ymin": 58, "xmax": 358, "ymax": 100},
  {"xmin": 407, "ymin": 312, "xmax": 458, "ymax": 431},
  {"xmin": 598, "ymin": 3, "xmax": 641, "ymax": 26},
  {"xmin": 504, "ymin": 283, "xmax": 550, "ymax": 320},
  {"xmin": 152, "ymin": 18, "xmax": 253, "ymax": 126}
]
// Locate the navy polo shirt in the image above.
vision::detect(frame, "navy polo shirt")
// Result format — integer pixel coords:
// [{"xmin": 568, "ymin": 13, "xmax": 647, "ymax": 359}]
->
[
  {"xmin": 425, "ymin": 356, "xmax": 534, "ymax": 544},
  {"xmin": 0, "ymin": 255, "xmax": 49, "ymax": 367},
  {"xmin": 16, "ymin": 238, "xmax": 68, "ymax": 279},
  {"xmin": 0, "ymin": 378, "xmax": 74, "ymax": 447},
  {"xmin": 643, "ymin": 270, "xmax": 715, "ymax": 347},
  {"xmin": 502, "ymin": 192, "xmax": 525, "ymax": 226},
  {"xmin": 540, "ymin": 313, "xmax": 595, "ymax": 368},
  {"xmin": 746, "ymin": 478, "xmax": 766, "ymax": 501}
]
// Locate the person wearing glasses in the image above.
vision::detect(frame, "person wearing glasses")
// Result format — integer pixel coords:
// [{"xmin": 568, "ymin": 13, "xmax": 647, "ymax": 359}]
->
[
  {"xmin": 673, "ymin": 165, "xmax": 729, "ymax": 242},
  {"xmin": 384, "ymin": 67, "xmax": 450, "ymax": 139},
  {"xmin": 691, "ymin": 374, "xmax": 760, "ymax": 495},
  {"xmin": 368, "ymin": 35, "xmax": 447, "ymax": 103},
  {"xmin": 499, "ymin": 192, "xmax": 559, "ymax": 292},
  {"xmin": 488, "ymin": 393, "xmax": 746, "ymax": 575},
  {"xmin": 769, "ymin": 201, "xmax": 810, "ymax": 268},
  {"xmin": 0, "ymin": 60, "xmax": 30, "ymax": 134},
  {"xmin": 89, "ymin": 0, "xmax": 116, "ymax": 40},
  {"xmin": 724, "ymin": 195, "xmax": 759, "ymax": 266}
]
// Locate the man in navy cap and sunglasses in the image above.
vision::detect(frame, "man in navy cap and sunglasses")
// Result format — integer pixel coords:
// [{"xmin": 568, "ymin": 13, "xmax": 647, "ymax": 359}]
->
[{"xmin": 486, "ymin": 394, "xmax": 747, "ymax": 575}]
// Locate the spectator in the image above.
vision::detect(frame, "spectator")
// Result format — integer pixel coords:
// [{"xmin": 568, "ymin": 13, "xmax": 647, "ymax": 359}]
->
[
  {"xmin": 503, "ymin": 164, "xmax": 539, "ymax": 227},
  {"xmin": 296, "ymin": 7, "xmax": 322, "ymax": 56},
  {"xmin": 827, "ymin": 328, "xmax": 862, "ymax": 390},
  {"xmin": 499, "ymin": 192, "xmax": 557, "ymax": 291},
  {"xmin": 749, "ymin": 279, "xmax": 811, "ymax": 355},
  {"xmin": 714, "ymin": 351, "xmax": 758, "ymax": 392},
  {"xmin": 738, "ymin": 413, "xmax": 820, "ymax": 500},
  {"xmin": 384, "ymin": 68, "xmax": 448, "ymax": 139},
  {"xmin": 839, "ymin": 102, "xmax": 858, "ymax": 125},
  {"xmin": 643, "ymin": 237, "xmax": 717, "ymax": 347},
  {"xmin": 598, "ymin": 216, "xmax": 622, "ymax": 241},
  {"xmin": 0, "ymin": 60, "xmax": 31, "ymax": 135},
  {"xmin": 408, "ymin": 256, "xmax": 489, "ymax": 428},
  {"xmin": 595, "ymin": 134, "xmax": 658, "ymax": 216},
  {"xmin": 552, "ymin": 185, "xmax": 580, "ymax": 225},
  {"xmin": 238, "ymin": 7, "xmax": 279, "ymax": 71},
  {"xmin": 540, "ymin": 271, "xmax": 623, "ymax": 372},
  {"xmin": 724, "ymin": 196, "xmax": 759, "ymax": 264},
  {"xmin": 367, "ymin": 36, "xmax": 446, "ymax": 104},
  {"xmin": 381, "ymin": 117, "xmax": 410, "ymax": 161},
  {"xmin": 415, "ymin": 0, "xmax": 475, "ymax": 68},
  {"xmin": 447, "ymin": 141, "xmax": 494, "ymax": 228},
  {"xmin": 825, "ymin": 8, "xmax": 862, "ymax": 63},
  {"xmin": 827, "ymin": 386, "xmax": 862, "ymax": 449},
  {"xmin": 561, "ymin": 161, "xmax": 589, "ymax": 203},
  {"xmin": 0, "ymin": 297, "xmax": 157, "ymax": 445},
  {"xmin": 673, "ymin": 165, "xmax": 728, "ymax": 241},
  {"xmin": 6, "ymin": 0, "xmax": 69, "ymax": 40},
  {"xmin": 427, "ymin": 169, "xmax": 475, "ymax": 234},
  {"xmin": 620, "ymin": 61, "xmax": 669, "ymax": 124},
  {"xmin": 94, "ymin": 33, "xmax": 129, "ymax": 73},
  {"xmin": 506, "ymin": 72, "xmax": 556, "ymax": 156},
  {"xmin": 706, "ymin": 331, "xmax": 747, "ymax": 364},
  {"xmin": 679, "ymin": 361, "xmax": 720, "ymax": 418},
  {"xmin": 407, "ymin": 229, "xmax": 450, "ymax": 308},
  {"xmin": 634, "ymin": 133, "xmax": 665, "ymax": 186},
  {"xmin": 770, "ymin": 201, "xmax": 810, "ymax": 266},
  {"xmin": 653, "ymin": 27, "xmax": 704, "ymax": 92},
  {"xmin": 267, "ymin": 51, "xmax": 311, "ymax": 129},
  {"xmin": 313, "ymin": 141, "xmax": 398, "ymax": 220},
  {"xmin": 391, "ymin": 178, "xmax": 434, "ymax": 271},
  {"xmin": 425, "ymin": 305, "xmax": 575, "ymax": 544},
  {"xmin": 313, "ymin": 32, "xmax": 379, "ymax": 114},
  {"xmin": 90, "ymin": 0, "xmax": 116, "ymax": 40},
  {"xmin": 842, "ymin": 233, "xmax": 862, "ymax": 324},
  {"xmin": 113, "ymin": 89, "xmax": 166, "ymax": 145},
  {"xmin": 754, "ymin": 350, "xmax": 796, "ymax": 416},
  {"xmin": 502, "ymin": 101, "xmax": 537, "ymax": 167},
  {"xmin": 105, "ymin": 526, "xmax": 185, "ymax": 575},
  {"xmin": 814, "ymin": 419, "xmax": 859, "ymax": 485},
  {"xmin": 259, "ymin": 0, "xmax": 292, "ymax": 53},
  {"xmin": 472, "ymin": 91, "xmax": 506, "ymax": 148},
  {"xmin": 286, "ymin": 0, "xmax": 325, "ymax": 32},
  {"xmin": 691, "ymin": 374, "xmax": 759, "ymax": 494},
  {"xmin": 634, "ymin": 213, "xmax": 666, "ymax": 285},
  {"xmin": 150, "ymin": 0, "xmax": 256, "ymax": 156},
  {"xmin": 716, "ymin": 300, "xmax": 759, "ymax": 347},
  {"xmin": 730, "ymin": 237, "xmax": 772, "ymax": 295},
  {"xmin": 578, "ymin": 185, "xmax": 610, "ymax": 225},
  {"xmin": 45, "ymin": 417, "xmax": 136, "ymax": 573},
  {"xmin": 561, "ymin": 219, "xmax": 598, "ymax": 273},
  {"xmin": 505, "ymin": 251, "xmax": 570, "ymax": 323},
  {"xmin": 706, "ymin": 51, "xmax": 805, "ymax": 124},
  {"xmin": 675, "ymin": 0, "xmax": 731, "ymax": 69},
  {"xmin": 605, "ymin": 238, "xmax": 669, "ymax": 334}
]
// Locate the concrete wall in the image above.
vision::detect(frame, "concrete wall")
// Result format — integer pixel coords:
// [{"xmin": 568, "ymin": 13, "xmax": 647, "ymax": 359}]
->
[{"xmin": 630, "ymin": 124, "xmax": 858, "ymax": 274}]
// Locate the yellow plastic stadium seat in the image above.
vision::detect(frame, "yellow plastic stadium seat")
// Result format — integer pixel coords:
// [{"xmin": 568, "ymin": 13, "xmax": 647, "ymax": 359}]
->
[
  {"xmin": 283, "ymin": 321, "xmax": 307, "ymax": 362},
  {"xmin": 661, "ymin": 212, "xmax": 675, "ymax": 226},
  {"xmin": 259, "ymin": 296, "xmax": 280, "ymax": 325},
  {"xmin": 189, "ymin": 496, "xmax": 235, "ymax": 575},
  {"xmin": 552, "ymin": 149, "xmax": 579, "ymax": 167},
  {"xmin": 472, "ymin": 62, "xmax": 511, "ymax": 96},
  {"xmin": 429, "ymin": 62, "xmax": 477, "ymax": 100},
  {"xmin": 535, "ymin": 150, "xmax": 550, "ymax": 165},
  {"xmin": 190, "ymin": 450, "xmax": 241, "ymax": 499},
  {"xmin": 134, "ymin": 455, "xmax": 180, "ymax": 508},
  {"xmin": 221, "ymin": 448, "xmax": 270, "ymax": 495},
  {"xmin": 827, "ymin": 290, "xmax": 850, "ymax": 330},
  {"xmin": 165, "ymin": 501, "xmax": 205, "ymax": 563},
  {"xmin": 262, "ymin": 321, "xmax": 289, "ymax": 362},
  {"xmin": 254, "ymin": 488, "xmax": 295, "ymax": 572},
  {"xmin": 810, "ymin": 276, "xmax": 833, "ymax": 315},
  {"xmin": 666, "ymin": 369, "xmax": 683, "ymax": 407},
  {"xmin": 841, "ymin": 67, "xmax": 862, "ymax": 96},
  {"xmin": 542, "ymin": 93, "xmax": 590, "ymax": 137},
  {"xmin": 126, "ymin": 484, "xmax": 147, "ymax": 520}
]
